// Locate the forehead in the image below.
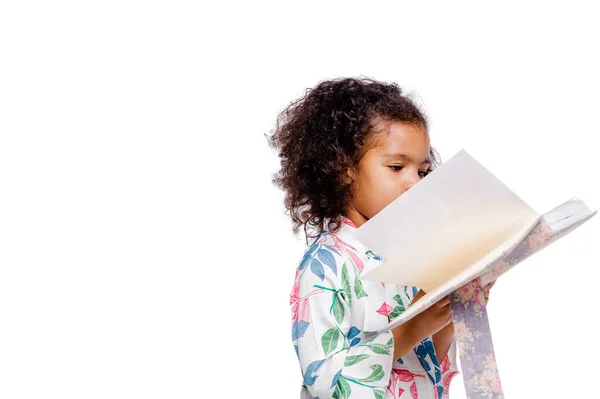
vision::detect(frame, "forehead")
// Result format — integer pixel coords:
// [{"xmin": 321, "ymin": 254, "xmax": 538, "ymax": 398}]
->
[{"xmin": 369, "ymin": 121, "xmax": 430, "ymax": 152}]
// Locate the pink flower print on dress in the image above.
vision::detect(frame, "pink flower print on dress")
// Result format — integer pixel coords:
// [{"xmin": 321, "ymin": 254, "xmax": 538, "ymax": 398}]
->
[
  {"xmin": 441, "ymin": 355, "xmax": 450, "ymax": 373},
  {"xmin": 330, "ymin": 233, "xmax": 365, "ymax": 272},
  {"xmin": 345, "ymin": 246, "xmax": 366, "ymax": 273},
  {"xmin": 440, "ymin": 354, "xmax": 459, "ymax": 396},
  {"xmin": 299, "ymin": 295, "xmax": 311, "ymax": 322},
  {"xmin": 316, "ymin": 235, "xmax": 328, "ymax": 244},
  {"xmin": 298, "ymin": 290, "xmax": 323, "ymax": 323},
  {"xmin": 410, "ymin": 381, "xmax": 418, "ymax": 399},
  {"xmin": 395, "ymin": 369, "xmax": 427, "ymax": 382},
  {"xmin": 376, "ymin": 302, "xmax": 393, "ymax": 317},
  {"xmin": 290, "ymin": 268, "xmax": 323, "ymax": 330},
  {"xmin": 342, "ymin": 217, "xmax": 358, "ymax": 228},
  {"xmin": 387, "ymin": 369, "xmax": 426, "ymax": 399},
  {"xmin": 442, "ymin": 371, "xmax": 459, "ymax": 397},
  {"xmin": 290, "ymin": 268, "xmax": 301, "ymax": 327},
  {"xmin": 387, "ymin": 373, "xmax": 401, "ymax": 399},
  {"xmin": 386, "ymin": 375, "xmax": 402, "ymax": 399}
]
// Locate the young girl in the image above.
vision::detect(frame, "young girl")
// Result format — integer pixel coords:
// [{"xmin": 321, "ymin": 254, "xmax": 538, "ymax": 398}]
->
[{"xmin": 268, "ymin": 77, "xmax": 494, "ymax": 399}]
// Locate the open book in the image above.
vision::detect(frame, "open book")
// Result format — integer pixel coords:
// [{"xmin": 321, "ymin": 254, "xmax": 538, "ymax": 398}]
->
[{"xmin": 352, "ymin": 149, "xmax": 597, "ymax": 333}]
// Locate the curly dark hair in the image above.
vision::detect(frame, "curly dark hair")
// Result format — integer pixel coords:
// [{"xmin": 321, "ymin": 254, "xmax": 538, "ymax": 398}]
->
[{"xmin": 266, "ymin": 76, "xmax": 441, "ymax": 244}]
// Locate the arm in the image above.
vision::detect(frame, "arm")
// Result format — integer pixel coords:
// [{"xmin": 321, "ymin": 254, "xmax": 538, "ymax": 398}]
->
[
  {"xmin": 391, "ymin": 317, "xmax": 432, "ymax": 361},
  {"xmin": 432, "ymin": 321, "xmax": 454, "ymax": 363},
  {"xmin": 391, "ymin": 289, "xmax": 452, "ymax": 361},
  {"xmin": 293, "ymin": 249, "xmax": 393, "ymax": 399}
]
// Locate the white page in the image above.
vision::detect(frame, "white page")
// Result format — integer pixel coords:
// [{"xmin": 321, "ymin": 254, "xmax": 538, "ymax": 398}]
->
[
  {"xmin": 378, "ymin": 200, "xmax": 596, "ymax": 333},
  {"xmin": 353, "ymin": 149, "xmax": 540, "ymax": 292}
]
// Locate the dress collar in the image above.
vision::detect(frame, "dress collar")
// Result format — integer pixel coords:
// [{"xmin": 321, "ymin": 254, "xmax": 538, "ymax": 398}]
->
[
  {"xmin": 321, "ymin": 215, "xmax": 358, "ymax": 241},
  {"xmin": 339, "ymin": 215, "xmax": 358, "ymax": 230},
  {"xmin": 332, "ymin": 215, "xmax": 384, "ymax": 262}
]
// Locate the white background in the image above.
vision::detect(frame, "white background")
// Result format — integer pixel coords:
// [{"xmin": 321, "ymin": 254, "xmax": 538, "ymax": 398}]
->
[{"xmin": 1, "ymin": 1, "xmax": 599, "ymax": 398}]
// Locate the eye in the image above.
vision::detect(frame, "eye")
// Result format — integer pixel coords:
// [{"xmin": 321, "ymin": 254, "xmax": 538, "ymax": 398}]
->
[{"xmin": 389, "ymin": 165, "xmax": 430, "ymax": 177}]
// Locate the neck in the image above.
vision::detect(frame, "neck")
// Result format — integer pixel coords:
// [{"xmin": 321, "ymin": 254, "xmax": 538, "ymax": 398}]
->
[{"xmin": 344, "ymin": 206, "xmax": 369, "ymax": 228}]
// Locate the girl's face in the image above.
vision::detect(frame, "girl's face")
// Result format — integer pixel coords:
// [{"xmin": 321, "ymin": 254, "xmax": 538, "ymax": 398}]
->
[{"xmin": 345, "ymin": 121, "xmax": 431, "ymax": 227}]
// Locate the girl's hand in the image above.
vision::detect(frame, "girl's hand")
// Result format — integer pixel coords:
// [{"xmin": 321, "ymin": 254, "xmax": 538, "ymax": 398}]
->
[
  {"xmin": 406, "ymin": 291, "xmax": 452, "ymax": 339},
  {"xmin": 413, "ymin": 279, "xmax": 496, "ymax": 308},
  {"xmin": 478, "ymin": 280, "xmax": 496, "ymax": 306},
  {"xmin": 390, "ymin": 291, "xmax": 452, "ymax": 359},
  {"xmin": 391, "ymin": 282, "xmax": 496, "ymax": 360}
]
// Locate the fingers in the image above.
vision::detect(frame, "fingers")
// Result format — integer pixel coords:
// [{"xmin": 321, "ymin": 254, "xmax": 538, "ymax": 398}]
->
[
  {"xmin": 482, "ymin": 288, "xmax": 492, "ymax": 303},
  {"xmin": 440, "ymin": 304, "xmax": 453, "ymax": 325},
  {"xmin": 481, "ymin": 281, "xmax": 495, "ymax": 301},
  {"xmin": 483, "ymin": 281, "xmax": 495, "ymax": 295},
  {"xmin": 410, "ymin": 289, "xmax": 427, "ymax": 305},
  {"xmin": 443, "ymin": 313, "xmax": 453, "ymax": 326},
  {"xmin": 434, "ymin": 295, "xmax": 450, "ymax": 307},
  {"xmin": 421, "ymin": 297, "xmax": 453, "ymax": 334}
]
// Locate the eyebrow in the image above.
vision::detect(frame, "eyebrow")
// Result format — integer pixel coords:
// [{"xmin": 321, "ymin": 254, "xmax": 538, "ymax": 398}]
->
[{"xmin": 383, "ymin": 153, "xmax": 431, "ymax": 165}]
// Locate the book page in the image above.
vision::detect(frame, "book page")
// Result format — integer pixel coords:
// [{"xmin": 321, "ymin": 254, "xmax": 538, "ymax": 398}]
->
[
  {"xmin": 378, "ymin": 200, "xmax": 596, "ymax": 333},
  {"xmin": 353, "ymin": 149, "xmax": 539, "ymax": 291},
  {"xmin": 374, "ymin": 214, "xmax": 540, "ymax": 290}
]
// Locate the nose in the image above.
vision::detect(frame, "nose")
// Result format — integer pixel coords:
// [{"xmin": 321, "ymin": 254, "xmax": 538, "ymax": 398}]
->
[{"xmin": 404, "ymin": 173, "xmax": 420, "ymax": 192}]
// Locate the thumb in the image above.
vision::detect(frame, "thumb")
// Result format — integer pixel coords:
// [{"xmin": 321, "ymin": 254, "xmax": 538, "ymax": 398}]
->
[{"xmin": 435, "ymin": 295, "xmax": 450, "ymax": 307}]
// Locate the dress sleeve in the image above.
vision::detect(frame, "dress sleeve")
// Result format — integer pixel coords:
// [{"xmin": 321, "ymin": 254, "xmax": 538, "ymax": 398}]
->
[
  {"xmin": 439, "ymin": 335, "xmax": 461, "ymax": 397},
  {"xmin": 292, "ymin": 244, "xmax": 393, "ymax": 399}
]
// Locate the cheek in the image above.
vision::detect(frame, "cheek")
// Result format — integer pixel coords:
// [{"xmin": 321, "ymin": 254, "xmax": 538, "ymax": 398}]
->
[{"xmin": 359, "ymin": 171, "xmax": 405, "ymax": 216}]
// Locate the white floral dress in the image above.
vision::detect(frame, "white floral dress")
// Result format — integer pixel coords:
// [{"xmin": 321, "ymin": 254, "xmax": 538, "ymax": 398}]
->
[{"xmin": 290, "ymin": 216, "xmax": 460, "ymax": 399}]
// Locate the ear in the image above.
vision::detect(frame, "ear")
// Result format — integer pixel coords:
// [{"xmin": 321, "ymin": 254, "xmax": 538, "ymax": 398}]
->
[{"xmin": 345, "ymin": 167, "xmax": 356, "ymax": 184}]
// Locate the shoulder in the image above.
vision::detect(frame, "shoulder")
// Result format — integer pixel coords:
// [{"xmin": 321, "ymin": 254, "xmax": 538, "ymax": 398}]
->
[{"xmin": 297, "ymin": 232, "xmax": 347, "ymax": 279}]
